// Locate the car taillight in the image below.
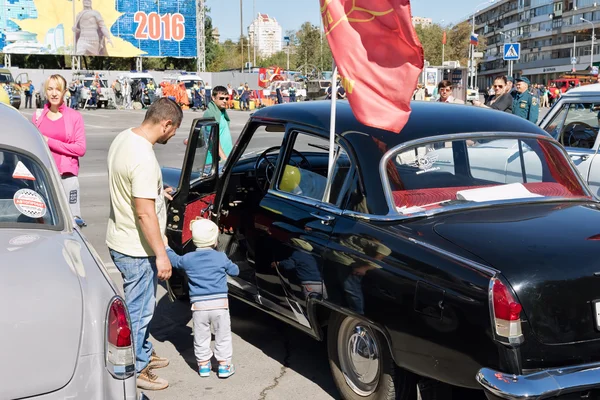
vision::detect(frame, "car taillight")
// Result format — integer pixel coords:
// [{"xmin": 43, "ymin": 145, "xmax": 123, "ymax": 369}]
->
[
  {"xmin": 491, "ymin": 277, "xmax": 524, "ymax": 343},
  {"xmin": 105, "ymin": 297, "xmax": 135, "ymax": 379}
]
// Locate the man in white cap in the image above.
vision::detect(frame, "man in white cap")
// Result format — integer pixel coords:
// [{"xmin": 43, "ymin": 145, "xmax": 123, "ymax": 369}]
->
[{"xmin": 166, "ymin": 218, "xmax": 239, "ymax": 378}]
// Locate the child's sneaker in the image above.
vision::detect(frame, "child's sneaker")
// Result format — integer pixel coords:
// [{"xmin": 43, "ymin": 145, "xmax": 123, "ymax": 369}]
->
[
  {"xmin": 218, "ymin": 364, "xmax": 235, "ymax": 378},
  {"xmin": 199, "ymin": 362, "xmax": 212, "ymax": 377}
]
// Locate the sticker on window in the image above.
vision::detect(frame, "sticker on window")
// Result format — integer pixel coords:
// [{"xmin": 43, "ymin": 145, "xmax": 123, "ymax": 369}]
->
[
  {"xmin": 12, "ymin": 161, "xmax": 35, "ymax": 181},
  {"xmin": 13, "ymin": 189, "xmax": 47, "ymax": 218},
  {"xmin": 409, "ymin": 154, "xmax": 440, "ymax": 175}
]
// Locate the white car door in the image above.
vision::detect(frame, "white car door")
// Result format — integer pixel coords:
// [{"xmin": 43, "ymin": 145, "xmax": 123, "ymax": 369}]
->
[{"xmin": 540, "ymin": 100, "xmax": 600, "ymax": 192}]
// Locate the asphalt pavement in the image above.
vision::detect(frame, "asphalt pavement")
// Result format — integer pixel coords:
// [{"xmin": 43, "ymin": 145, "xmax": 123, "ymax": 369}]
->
[{"xmin": 18, "ymin": 103, "xmax": 551, "ymax": 400}]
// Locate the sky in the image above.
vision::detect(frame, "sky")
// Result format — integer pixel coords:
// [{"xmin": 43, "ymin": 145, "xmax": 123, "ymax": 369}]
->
[{"xmin": 207, "ymin": 0, "xmax": 477, "ymax": 42}]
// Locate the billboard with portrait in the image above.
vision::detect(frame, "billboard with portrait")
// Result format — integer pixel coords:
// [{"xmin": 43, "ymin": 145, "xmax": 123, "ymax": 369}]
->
[{"xmin": 0, "ymin": 0, "xmax": 197, "ymax": 58}]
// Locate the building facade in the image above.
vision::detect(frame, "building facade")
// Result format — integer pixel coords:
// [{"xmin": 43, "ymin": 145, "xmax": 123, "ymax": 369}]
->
[
  {"xmin": 248, "ymin": 13, "xmax": 283, "ymax": 58},
  {"xmin": 412, "ymin": 16, "xmax": 433, "ymax": 27},
  {"xmin": 473, "ymin": 0, "xmax": 600, "ymax": 89}
]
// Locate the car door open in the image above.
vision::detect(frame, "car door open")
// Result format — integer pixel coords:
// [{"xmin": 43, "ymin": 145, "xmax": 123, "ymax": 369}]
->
[{"xmin": 165, "ymin": 118, "xmax": 220, "ymax": 298}]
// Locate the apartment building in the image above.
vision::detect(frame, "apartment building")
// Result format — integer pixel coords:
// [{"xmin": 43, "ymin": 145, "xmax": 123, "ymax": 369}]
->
[
  {"xmin": 473, "ymin": 0, "xmax": 599, "ymax": 88},
  {"xmin": 248, "ymin": 13, "xmax": 283, "ymax": 58},
  {"xmin": 412, "ymin": 16, "xmax": 433, "ymax": 27}
]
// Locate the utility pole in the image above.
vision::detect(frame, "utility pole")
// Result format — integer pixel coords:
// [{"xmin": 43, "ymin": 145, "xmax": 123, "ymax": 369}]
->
[
  {"xmin": 582, "ymin": 18, "xmax": 595, "ymax": 70},
  {"xmin": 240, "ymin": 0, "xmax": 243, "ymax": 73},
  {"xmin": 252, "ymin": 0, "xmax": 256, "ymax": 68},
  {"xmin": 196, "ymin": 0, "xmax": 205, "ymax": 72}
]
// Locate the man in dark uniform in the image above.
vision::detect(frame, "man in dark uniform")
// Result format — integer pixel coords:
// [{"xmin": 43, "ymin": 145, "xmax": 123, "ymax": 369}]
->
[{"xmin": 512, "ymin": 77, "xmax": 539, "ymax": 123}]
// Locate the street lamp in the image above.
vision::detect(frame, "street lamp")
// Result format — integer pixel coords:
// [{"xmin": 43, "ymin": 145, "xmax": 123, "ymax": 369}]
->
[
  {"xmin": 581, "ymin": 17, "xmax": 595, "ymax": 70},
  {"xmin": 470, "ymin": 0, "xmax": 496, "ymax": 89}
]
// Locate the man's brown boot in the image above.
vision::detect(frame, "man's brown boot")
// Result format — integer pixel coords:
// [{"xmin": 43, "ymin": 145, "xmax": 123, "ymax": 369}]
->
[
  {"xmin": 137, "ymin": 366, "xmax": 168, "ymax": 390},
  {"xmin": 149, "ymin": 350, "xmax": 169, "ymax": 369}
]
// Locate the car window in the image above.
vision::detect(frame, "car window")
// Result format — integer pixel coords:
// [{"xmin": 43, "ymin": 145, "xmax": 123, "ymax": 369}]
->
[
  {"xmin": 276, "ymin": 131, "xmax": 352, "ymax": 206},
  {"xmin": 543, "ymin": 104, "xmax": 568, "ymax": 139},
  {"xmin": 387, "ymin": 137, "xmax": 590, "ymax": 215},
  {"xmin": 0, "ymin": 149, "xmax": 59, "ymax": 226},
  {"xmin": 545, "ymin": 103, "xmax": 599, "ymax": 148}
]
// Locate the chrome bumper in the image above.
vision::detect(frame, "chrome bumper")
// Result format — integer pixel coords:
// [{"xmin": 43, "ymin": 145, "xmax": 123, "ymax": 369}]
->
[{"xmin": 477, "ymin": 362, "xmax": 600, "ymax": 399}]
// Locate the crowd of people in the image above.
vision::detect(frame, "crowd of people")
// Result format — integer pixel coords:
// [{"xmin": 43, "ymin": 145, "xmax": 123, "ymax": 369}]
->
[{"xmin": 414, "ymin": 74, "xmax": 548, "ymax": 123}]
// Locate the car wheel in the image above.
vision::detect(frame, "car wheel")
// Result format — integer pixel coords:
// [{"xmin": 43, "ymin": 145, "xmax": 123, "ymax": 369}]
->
[{"xmin": 328, "ymin": 313, "xmax": 416, "ymax": 400}]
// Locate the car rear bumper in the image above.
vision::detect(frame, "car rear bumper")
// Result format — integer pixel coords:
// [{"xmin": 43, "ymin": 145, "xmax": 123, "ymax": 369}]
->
[{"xmin": 477, "ymin": 362, "xmax": 600, "ymax": 399}]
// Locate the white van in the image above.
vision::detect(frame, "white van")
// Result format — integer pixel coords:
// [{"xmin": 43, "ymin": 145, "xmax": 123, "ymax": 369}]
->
[{"xmin": 163, "ymin": 73, "xmax": 204, "ymax": 103}]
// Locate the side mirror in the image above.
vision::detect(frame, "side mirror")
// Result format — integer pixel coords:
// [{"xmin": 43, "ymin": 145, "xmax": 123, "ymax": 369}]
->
[{"xmin": 74, "ymin": 216, "xmax": 87, "ymax": 228}]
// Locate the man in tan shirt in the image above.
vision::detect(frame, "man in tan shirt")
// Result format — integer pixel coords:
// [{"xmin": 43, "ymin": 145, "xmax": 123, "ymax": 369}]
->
[{"xmin": 106, "ymin": 98, "xmax": 182, "ymax": 390}]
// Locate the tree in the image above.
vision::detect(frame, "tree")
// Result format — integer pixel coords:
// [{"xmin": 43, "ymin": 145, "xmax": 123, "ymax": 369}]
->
[
  {"xmin": 295, "ymin": 22, "xmax": 333, "ymax": 76},
  {"xmin": 415, "ymin": 22, "xmax": 487, "ymax": 68}
]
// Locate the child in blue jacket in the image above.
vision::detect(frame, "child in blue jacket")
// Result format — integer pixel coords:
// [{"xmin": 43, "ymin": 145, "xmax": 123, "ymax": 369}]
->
[{"xmin": 166, "ymin": 218, "xmax": 239, "ymax": 378}]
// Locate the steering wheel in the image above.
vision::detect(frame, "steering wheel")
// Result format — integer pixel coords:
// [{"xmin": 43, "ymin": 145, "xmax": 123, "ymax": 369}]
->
[
  {"xmin": 563, "ymin": 122, "xmax": 597, "ymax": 148},
  {"xmin": 254, "ymin": 146, "xmax": 311, "ymax": 192}
]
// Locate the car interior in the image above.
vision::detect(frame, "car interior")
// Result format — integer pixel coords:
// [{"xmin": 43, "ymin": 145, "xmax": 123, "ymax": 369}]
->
[{"xmin": 390, "ymin": 139, "xmax": 585, "ymax": 211}]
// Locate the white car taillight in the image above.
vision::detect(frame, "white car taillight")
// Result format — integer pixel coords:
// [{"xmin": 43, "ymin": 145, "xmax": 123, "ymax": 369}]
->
[
  {"xmin": 491, "ymin": 277, "xmax": 524, "ymax": 344},
  {"xmin": 105, "ymin": 297, "xmax": 135, "ymax": 379}
]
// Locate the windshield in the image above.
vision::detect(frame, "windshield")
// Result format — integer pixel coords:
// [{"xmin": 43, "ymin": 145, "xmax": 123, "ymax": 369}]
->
[
  {"xmin": 387, "ymin": 137, "xmax": 590, "ymax": 215},
  {"xmin": 0, "ymin": 149, "xmax": 60, "ymax": 226},
  {"xmin": 183, "ymin": 80, "xmax": 201, "ymax": 89},
  {"xmin": 0, "ymin": 73, "xmax": 13, "ymax": 83}
]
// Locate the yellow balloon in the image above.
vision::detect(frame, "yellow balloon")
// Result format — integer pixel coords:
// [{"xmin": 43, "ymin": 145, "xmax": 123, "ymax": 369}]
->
[
  {"xmin": 0, "ymin": 86, "xmax": 11, "ymax": 106},
  {"xmin": 280, "ymin": 165, "xmax": 301, "ymax": 192}
]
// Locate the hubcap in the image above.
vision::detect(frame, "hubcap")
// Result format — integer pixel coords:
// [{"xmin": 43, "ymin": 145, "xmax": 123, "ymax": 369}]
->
[{"xmin": 338, "ymin": 318, "xmax": 380, "ymax": 396}]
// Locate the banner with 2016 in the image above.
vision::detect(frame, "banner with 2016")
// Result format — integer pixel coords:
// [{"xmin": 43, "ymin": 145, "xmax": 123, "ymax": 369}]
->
[{"xmin": 0, "ymin": 0, "xmax": 196, "ymax": 58}]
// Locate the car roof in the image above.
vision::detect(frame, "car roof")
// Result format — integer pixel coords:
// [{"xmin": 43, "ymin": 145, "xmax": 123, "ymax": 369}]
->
[
  {"xmin": 0, "ymin": 103, "xmax": 53, "ymax": 165},
  {"xmin": 559, "ymin": 83, "xmax": 600, "ymax": 96},
  {"xmin": 250, "ymin": 100, "xmax": 548, "ymax": 148}
]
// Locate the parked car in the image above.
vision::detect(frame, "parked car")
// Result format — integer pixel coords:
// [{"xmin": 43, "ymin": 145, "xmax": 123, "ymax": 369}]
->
[
  {"xmin": 539, "ymin": 83, "xmax": 600, "ymax": 197},
  {"xmin": 0, "ymin": 103, "xmax": 137, "ymax": 399},
  {"xmin": 74, "ymin": 72, "xmax": 112, "ymax": 109},
  {"xmin": 163, "ymin": 72, "xmax": 204, "ymax": 104},
  {"xmin": 163, "ymin": 100, "xmax": 600, "ymax": 399},
  {"xmin": 0, "ymin": 68, "xmax": 22, "ymax": 109}
]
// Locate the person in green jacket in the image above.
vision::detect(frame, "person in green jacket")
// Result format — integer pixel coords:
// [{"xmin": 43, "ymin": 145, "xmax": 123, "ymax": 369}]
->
[
  {"xmin": 512, "ymin": 77, "xmax": 539, "ymax": 124},
  {"xmin": 203, "ymin": 85, "xmax": 233, "ymax": 164}
]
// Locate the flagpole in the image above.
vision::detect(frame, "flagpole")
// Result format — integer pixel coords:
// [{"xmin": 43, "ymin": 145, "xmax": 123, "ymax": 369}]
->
[{"xmin": 328, "ymin": 65, "xmax": 338, "ymax": 181}]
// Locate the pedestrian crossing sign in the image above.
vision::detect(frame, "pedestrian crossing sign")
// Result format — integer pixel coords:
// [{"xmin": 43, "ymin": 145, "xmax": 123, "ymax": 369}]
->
[{"xmin": 503, "ymin": 43, "xmax": 520, "ymax": 61}]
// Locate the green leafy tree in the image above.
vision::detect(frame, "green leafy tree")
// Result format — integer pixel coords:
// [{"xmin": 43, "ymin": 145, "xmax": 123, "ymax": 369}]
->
[{"xmin": 415, "ymin": 21, "xmax": 486, "ymax": 68}]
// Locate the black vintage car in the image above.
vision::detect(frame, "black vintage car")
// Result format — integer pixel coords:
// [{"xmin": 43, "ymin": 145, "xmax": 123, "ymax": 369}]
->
[{"xmin": 164, "ymin": 101, "xmax": 600, "ymax": 400}]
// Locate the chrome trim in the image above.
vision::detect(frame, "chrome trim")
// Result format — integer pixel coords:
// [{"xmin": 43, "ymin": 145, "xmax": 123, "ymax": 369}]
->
[
  {"xmin": 378, "ymin": 132, "xmax": 595, "ymax": 217},
  {"xmin": 408, "ymin": 237, "xmax": 498, "ymax": 277},
  {"xmin": 477, "ymin": 362, "xmax": 600, "ymax": 400},
  {"xmin": 267, "ymin": 188, "xmax": 343, "ymax": 216}
]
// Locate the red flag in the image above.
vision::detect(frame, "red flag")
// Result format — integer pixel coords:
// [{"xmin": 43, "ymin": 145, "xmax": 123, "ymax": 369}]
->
[
  {"xmin": 321, "ymin": 0, "xmax": 424, "ymax": 133},
  {"xmin": 442, "ymin": 31, "xmax": 447, "ymax": 45}
]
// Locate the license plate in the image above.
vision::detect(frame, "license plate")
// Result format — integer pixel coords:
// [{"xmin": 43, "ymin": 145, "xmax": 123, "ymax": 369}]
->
[{"xmin": 594, "ymin": 300, "xmax": 600, "ymax": 331}]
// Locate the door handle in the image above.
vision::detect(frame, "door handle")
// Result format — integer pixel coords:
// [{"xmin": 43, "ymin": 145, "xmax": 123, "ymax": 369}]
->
[
  {"xmin": 570, "ymin": 154, "xmax": 589, "ymax": 161},
  {"xmin": 310, "ymin": 212, "xmax": 335, "ymax": 224}
]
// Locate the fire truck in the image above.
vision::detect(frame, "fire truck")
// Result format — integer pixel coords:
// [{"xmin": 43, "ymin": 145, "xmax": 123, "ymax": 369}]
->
[{"xmin": 548, "ymin": 73, "xmax": 598, "ymax": 93}]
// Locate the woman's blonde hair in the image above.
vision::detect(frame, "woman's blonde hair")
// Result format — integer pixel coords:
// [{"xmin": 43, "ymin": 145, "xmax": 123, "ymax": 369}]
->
[{"xmin": 44, "ymin": 74, "xmax": 67, "ymax": 93}]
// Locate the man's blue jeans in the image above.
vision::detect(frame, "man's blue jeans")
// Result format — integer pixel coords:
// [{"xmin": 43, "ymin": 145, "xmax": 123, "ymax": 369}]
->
[{"xmin": 109, "ymin": 249, "xmax": 157, "ymax": 373}]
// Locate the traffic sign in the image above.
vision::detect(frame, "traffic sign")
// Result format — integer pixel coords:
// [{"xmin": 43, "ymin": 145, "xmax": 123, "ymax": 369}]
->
[
  {"xmin": 503, "ymin": 43, "xmax": 520, "ymax": 61},
  {"xmin": 284, "ymin": 35, "xmax": 290, "ymax": 46},
  {"xmin": 571, "ymin": 57, "xmax": 578, "ymax": 64}
]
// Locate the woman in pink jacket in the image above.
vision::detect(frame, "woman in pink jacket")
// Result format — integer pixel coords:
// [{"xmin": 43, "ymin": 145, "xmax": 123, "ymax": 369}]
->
[{"xmin": 33, "ymin": 74, "xmax": 86, "ymax": 218}]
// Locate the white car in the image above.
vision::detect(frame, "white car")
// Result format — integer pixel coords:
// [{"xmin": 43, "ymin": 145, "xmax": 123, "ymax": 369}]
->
[
  {"xmin": 538, "ymin": 84, "xmax": 600, "ymax": 196},
  {"xmin": 0, "ymin": 103, "xmax": 137, "ymax": 399},
  {"xmin": 163, "ymin": 73, "xmax": 204, "ymax": 103}
]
